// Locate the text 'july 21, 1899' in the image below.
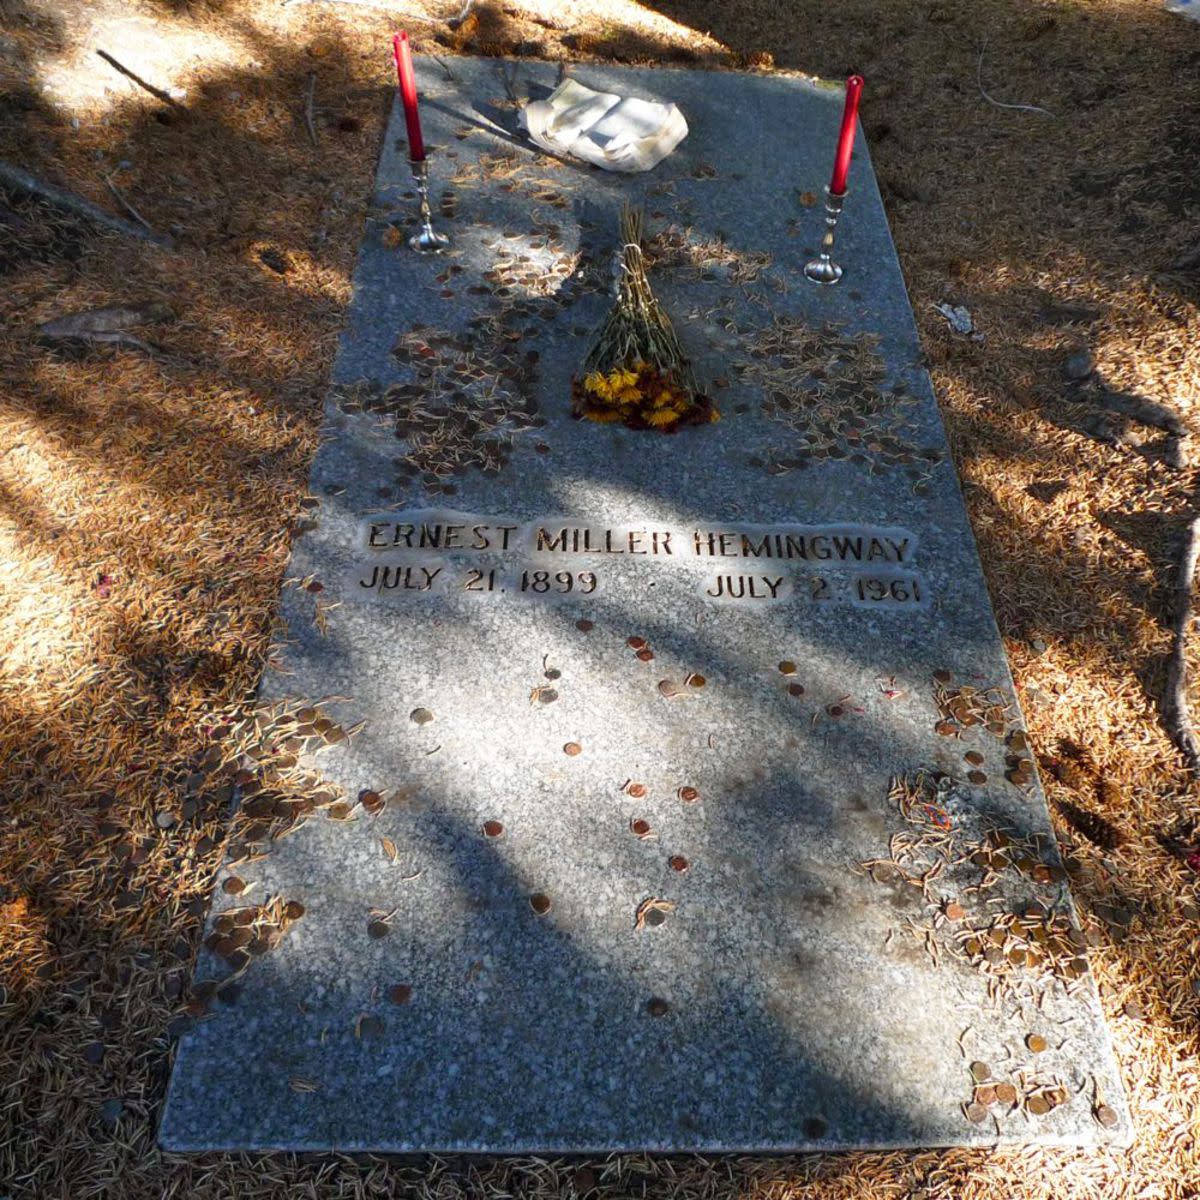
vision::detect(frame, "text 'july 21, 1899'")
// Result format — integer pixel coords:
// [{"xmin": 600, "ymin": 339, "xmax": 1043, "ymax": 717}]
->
[{"xmin": 344, "ymin": 511, "xmax": 931, "ymax": 610}]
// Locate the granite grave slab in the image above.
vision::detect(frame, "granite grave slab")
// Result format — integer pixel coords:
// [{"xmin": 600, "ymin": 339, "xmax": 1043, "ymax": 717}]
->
[{"xmin": 161, "ymin": 60, "xmax": 1130, "ymax": 1153}]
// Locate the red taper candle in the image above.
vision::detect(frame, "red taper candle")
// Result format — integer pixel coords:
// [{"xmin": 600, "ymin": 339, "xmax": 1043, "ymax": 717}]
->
[
  {"xmin": 392, "ymin": 32, "xmax": 425, "ymax": 163},
  {"xmin": 828, "ymin": 75, "xmax": 864, "ymax": 197}
]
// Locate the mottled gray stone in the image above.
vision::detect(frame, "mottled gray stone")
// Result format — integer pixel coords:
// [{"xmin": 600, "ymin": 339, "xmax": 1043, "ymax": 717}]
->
[{"xmin": 161, "ymin": 60, "xmax": 1129, "ymax": 1153}]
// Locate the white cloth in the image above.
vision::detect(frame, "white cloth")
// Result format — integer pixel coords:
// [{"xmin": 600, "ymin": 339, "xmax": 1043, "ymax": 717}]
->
[{"xmin": 521, "ymin": 79, "xmax": 688, "ymax": 173}]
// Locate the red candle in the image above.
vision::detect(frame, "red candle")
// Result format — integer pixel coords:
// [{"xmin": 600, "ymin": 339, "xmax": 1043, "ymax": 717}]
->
[
  {"xmin": 392, "ymin": 32, "xmax": 425, "ymax": 163},
  {"xmin": 828, "ymin": 75, "xmax": 864, "ymax": 196}
]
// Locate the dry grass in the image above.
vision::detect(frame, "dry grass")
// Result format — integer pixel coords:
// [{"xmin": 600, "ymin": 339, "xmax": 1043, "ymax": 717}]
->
[{"xmin": 1, "ymin": 0, "xmax": 1199, "ymax": 1196}]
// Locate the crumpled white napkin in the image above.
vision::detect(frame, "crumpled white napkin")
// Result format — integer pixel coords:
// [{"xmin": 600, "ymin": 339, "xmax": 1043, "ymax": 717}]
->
[{"xmin": 521, "ymin": 78, "xmax": 688, "ymax": 173}]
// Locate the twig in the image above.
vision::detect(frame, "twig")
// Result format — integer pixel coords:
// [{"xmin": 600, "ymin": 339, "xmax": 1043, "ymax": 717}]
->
[
  {"xmin": 96, "ymin": 49, "xmax": 186, "ymax": 111},
  {"xmin": 0, "ymin": 160, "xmax": 173, "ymax": 248},
  {"xmin": 977, "ymin": 37, "xmax": 1053, "ymax": 117},
  {"xmin": 1164, "ymin": 514, "xmax": 1200, "ymax": 775},
  {"xmin": 103, "ymin": 174, "xmax": 154, "ymax": 233},
  {"xmin": 448, "ymin": 0, "xmax": 475, "ymax": 28},
  {"xmin": 432, "ymin": 54, "xmax": 456, "ymax": 81},
  {"xmin": 303, "ymin": 73, "xmax": 319, "ymax": 148}
]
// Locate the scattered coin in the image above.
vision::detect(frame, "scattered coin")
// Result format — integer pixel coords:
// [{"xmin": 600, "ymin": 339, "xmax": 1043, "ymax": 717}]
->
[
  {"xmin": 410, "ymin": 708, "xmax": 434, "ymax": 726},
  {"xmin": 389, "ymin": 983, "xmax": 413, "ymax": 1004},
  {"xmin": 968, "ymin": 770, "xmax": 988, "ymax": 785},
  {"xmin": 975, "ymin": 1084, "xmax": 997, "ymax": 1106},
  {"xmin": 1027, "ymin": 1094, "xmax": 1051, "ymax": 1116},
  {"xmin": 222, "ymin": 876, "xmax": 245, "ymax": 895},
  {"xmin": 944, "ymin": 901, "xmax": 967, "ymax": 921},
  {"xmin": 1026, "ymin": 1033, "xmax": 1047, "ymax": 1053},
  {"xmin": 969, "ymin": 1061, "xmax": 991, "ymax": 1083},
  {"xmin": 367, "ymin": 919, "xmax": 391, "ymax": 939},
  {"xmin": 636, "ymin": 648, "xmax": 655, "ymax": 662},
  {"xmin": 630, "ymin": 818, "xmax": 652, "ymax": 838},
  {"xmin": 994, "ymin": 1082, "xmax": 1018, "ymax": 1106},
  {"xmin": 575, "ymin": 619, "xmax": 594, "ymax": 632},
  {"xmin": 482, "ymin": 819, "xmax": 504, "ymax": 837},
  {"xmin": 669, "ymin": 855, "xmax": 690, "ymax": 873},
  {"xmin": 686, "ymin": 673, "xmax": 706, "ymax": 688},
  {"xmin": 965, "ymin": 750, "xmax": 985, "ymax": 766},
  {"xmin": 563, "ymin": 742, "xmax": 582, "ymax": 757},
  {"xmin": 627, "ymin": 783, "xmax": 647, "ymax": 798},
  {"xmin": 678, "ymin": 786, "xmax": 700, "ymax": 803},
  {"xmin": 778, "ymin": 660, "xmax": 797, "ymax": 676},
  {"xmin": 1094, "ymin": 1103, "xmax": 1119, "ymax": 1128},
  {"xmin": 627, "ymin": 636, "xmax": 648, "ymax": 650},
  {"xmin": 284, "ymin": 900, "xmax": 305, "ymax": 921},
  {"xmin": 964, "ymin": 1101, "xmax": 988, "ymax": 1123},
  {"xmin": 788, "ymin": 683, "xmax": 805, "ymax": 697},
  {"xmin": 646, "ymin": 996, "xmax": 670, "ymax": 1017},
  {"xmin": 530, "ymin": 893, "xmax": 552, "ymax": 915}
]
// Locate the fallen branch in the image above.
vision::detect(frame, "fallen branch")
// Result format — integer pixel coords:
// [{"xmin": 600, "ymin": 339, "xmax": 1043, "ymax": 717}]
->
[
  {"xmin": 1164, "ymin": 514, "xmax": 1200, "ymax": 776},
  {"xmin": 304, "ymin": 73, "xmax": 319, "ymax": 148},
  {"xmin": 96, "ymin": 49, "xmax": 186, "ymax": 111},
  {"xmin": 1091, "ymin": 386, "xmax": 1185, "ymax": 436},
  {"xmin": 977, "ymin": 37, "xmax": 1053, "ymax": 117},
  {"xmin": 0, "ymin": 160, "xmax": 174, "ymax": 248},
  {"xmin": 104, "ymin": 173, "xmax": 155, "ymax": 233}
]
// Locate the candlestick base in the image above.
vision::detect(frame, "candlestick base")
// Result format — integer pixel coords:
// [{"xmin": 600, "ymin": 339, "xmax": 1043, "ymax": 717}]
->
[
  {"xmin": 408, "ymin": 159, "xmax": 450, "ymax": 255},
  {"xmin": 804, "ymin": 187, "xmax": 846, "ymax": 285}
]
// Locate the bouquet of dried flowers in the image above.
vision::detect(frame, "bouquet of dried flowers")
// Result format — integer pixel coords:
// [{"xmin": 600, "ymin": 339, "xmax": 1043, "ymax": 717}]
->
[{"xmin": 572, "ymin": 206, "xmax": 717, "ymax": 432}]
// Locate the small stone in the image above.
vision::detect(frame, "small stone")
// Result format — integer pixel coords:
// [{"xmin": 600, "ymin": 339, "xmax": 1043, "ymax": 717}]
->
[
  {"xmin": 154, "ymin": 810, "xmax": 179, "ymax": 830},
  {"xmin": 99, "ymin": 1098, "xmax": 124, "ymax": 1125},
  {"xmin": 1063, "ymin": 348, "xmax": 1094, "ymax": 381},
  {"xmin": 259, "ymin": 247, "xmax": 289, "ymax": 275}
]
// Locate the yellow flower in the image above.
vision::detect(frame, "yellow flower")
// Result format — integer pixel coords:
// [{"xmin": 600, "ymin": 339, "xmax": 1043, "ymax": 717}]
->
[
  {"xmin": 650, "ymin": 388, "xmax": 679, "ymax": 409},
  {"xmin": 583, "ymin": 372, "xmax": 611, "ymax": 401},
  {"xmin": 584, "ymin": 406, "xmax": 624, "ymax": 423},
  {"xmin": 646, "ymin": 408, "xmax": 679, "ymax": 428}
]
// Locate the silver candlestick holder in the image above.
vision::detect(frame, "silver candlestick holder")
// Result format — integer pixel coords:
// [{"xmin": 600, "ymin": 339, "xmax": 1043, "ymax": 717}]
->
[
  {"xmin": 408, "ymin": 159, "xmax": 449, "ymax": 254},
  {"xmin": 804, "ymin": 186, "xmax": 846, "ymax": 285}
]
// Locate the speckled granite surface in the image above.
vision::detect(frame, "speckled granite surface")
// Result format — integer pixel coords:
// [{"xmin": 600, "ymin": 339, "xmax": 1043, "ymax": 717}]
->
[{"xmin": 160, "ymin": 60, "xmax": 1130, "ymax": 1153}]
